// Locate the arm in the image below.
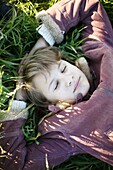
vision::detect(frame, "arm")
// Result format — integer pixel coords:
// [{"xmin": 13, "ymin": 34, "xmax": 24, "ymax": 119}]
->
[
  {"xmin": 35, "ymin": 1, "xmax": 113, "ymax": 167},
  {"xmin": 38, "ymin": 83, "xmax": 113, "ymax": 167},
  {"xmin": 36, "ymin": 0, "xmax": 113, "ymax": 89},
  {"xmin": 36, "ymin": 0, "xmax": 113, "ymax": 48},
  {"xmin": 0, "ymin": 100, "xmax": 84, "ymax": 170}
]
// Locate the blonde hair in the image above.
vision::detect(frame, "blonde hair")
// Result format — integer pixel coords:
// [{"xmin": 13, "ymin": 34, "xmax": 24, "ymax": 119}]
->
[
  {"xmin": 18, "ymin": 47, "xmax": 62, "ymax": 108},
  {"xmin": 18, "ymin": 47, "xmax": 91, "ymax": 109}
]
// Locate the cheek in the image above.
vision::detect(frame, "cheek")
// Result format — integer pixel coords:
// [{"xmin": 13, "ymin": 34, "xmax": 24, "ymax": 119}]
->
[
  {"xmin": 56, "ymin": 89, "xmax": 73, "ymax": 101},
  {"xmin": 40, "ymin": 85, "xmax": 52, "ymax": 100}
]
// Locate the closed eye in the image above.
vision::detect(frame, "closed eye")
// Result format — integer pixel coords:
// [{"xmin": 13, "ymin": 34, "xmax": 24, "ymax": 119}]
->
[
  {"xmin": 54, "ymin": 81, "xmax": 59, "ymax": 90},
  {"xmin": 61, "ymin": 65, "xmax": 67, "ymax": 73}
]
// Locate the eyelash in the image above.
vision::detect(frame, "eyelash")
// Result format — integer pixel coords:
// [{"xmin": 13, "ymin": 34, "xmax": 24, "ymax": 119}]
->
[
  {"xmin": 54, "ymin": 81, "xmax": 59, "ymax": 90},
  {"xmin": 54, "ymin": 65, "xmax": 67, "ymax": 90},
  {"xmin": 61, "ymin": 66, "xmax": 67, "ymax": 73}
]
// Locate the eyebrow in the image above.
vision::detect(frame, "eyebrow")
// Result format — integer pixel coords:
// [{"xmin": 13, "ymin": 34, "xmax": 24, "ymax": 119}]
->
[
  {"xmin": 58, "ymin": 61, "xmax": 61, "ymax": 69},
  {"xmin": 49, "ymin": 79, "xmax": 55, "ymax": 90}
]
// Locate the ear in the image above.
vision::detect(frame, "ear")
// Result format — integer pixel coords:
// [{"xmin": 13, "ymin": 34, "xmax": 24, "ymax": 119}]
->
[{"xmin": 75, "ymin": 57, "xmax": 92, "ymax": 83}]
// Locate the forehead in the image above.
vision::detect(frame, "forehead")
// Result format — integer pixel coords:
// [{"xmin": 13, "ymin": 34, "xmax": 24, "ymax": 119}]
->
[
  {"xmin": 32, "ymin": 59, "xmax": 76, "ymax": 86},
  {"xmin": 32, "ymin": 59, "xmax": 74, "ymax": 84},
  {"xmin": 32, "ymin": 61, "xmax": 60, "ymax": 90}
]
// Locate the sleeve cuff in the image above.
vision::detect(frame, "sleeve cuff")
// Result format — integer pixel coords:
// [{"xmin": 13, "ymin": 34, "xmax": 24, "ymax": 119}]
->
[
  {"xmin": 36, "ymin": 24, "xmax": 55, "ymax": 46},
  {"xmin": 10, "ymin": 100, "xmax": 27, "ymax": 110},
  {"xmin": 0, "ymin": 100, "xmax": 28, "ymax": 122},
  {"xmin": 36, "ymin": 10, "xmax": 64, "ymax": 44}
]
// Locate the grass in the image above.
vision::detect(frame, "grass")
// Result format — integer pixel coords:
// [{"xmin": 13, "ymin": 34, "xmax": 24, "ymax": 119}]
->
[{"xmin": 0, "ymin": 0, "xmax": 113, "ymax": 169}]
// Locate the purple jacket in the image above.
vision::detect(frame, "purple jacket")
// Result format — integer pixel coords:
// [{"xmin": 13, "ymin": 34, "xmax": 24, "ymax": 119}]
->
[{"xmin": 1, "ymin": 0, "xmax": 113, "ymax": 169}]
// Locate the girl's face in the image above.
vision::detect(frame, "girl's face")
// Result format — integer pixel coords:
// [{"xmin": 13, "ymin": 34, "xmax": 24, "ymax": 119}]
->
[{"xmin": 32, "ymin": 59, "xmax": 90, "ymax": 104}]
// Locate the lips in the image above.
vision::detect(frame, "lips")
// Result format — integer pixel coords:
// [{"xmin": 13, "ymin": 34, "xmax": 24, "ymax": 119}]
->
[{"xmin": 73, "ymin": 76, "xmax": 81, "ymax": 93}]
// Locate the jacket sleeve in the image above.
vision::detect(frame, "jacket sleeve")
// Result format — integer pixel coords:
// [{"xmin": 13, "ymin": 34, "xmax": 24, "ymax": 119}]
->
[
  {"xmin": 0, "ymin": 101, "xmax": 84, "ymax": 170},
  {"xmin": 37, "ymin": 0, "xmax": 113, "ymax": 47},
  {"xmin": 38, "ymin": 85, "xmax": 113, "ymax": 167}
]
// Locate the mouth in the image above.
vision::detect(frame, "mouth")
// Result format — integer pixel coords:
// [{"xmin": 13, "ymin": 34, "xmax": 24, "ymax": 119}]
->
[{"xmin": 73, "ymin": 76, "xmax": 81, "ymax": 93}]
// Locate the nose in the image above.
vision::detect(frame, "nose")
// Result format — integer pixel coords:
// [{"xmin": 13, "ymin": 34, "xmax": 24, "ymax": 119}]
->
[{"xmin": 66, "ymin": 75, "xmax": 74, "ymax": 87}]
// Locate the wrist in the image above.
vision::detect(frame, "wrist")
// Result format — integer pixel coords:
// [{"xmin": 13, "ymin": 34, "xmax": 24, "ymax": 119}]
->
[
  {"xmin": 10, "ymin": 100, "xmax": 27, "ymax": 110},
  {"xmin": 28, "ymin": 37, "xmax": 49, "ymax": 56}
]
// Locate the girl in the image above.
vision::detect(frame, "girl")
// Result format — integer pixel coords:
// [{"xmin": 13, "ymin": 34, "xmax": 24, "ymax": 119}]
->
[
  {"xmin": 17, "ymin": 46, "xmax": 91, "ymax": 110},
  {"xmin": 1, "ymin": 0, "xmax": 113, "ymax": 169}
]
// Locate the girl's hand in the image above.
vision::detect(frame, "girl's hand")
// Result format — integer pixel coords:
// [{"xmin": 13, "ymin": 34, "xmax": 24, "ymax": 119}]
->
[{"xmin": 28, "ymin": 37, "xmax": 49, "ymax": 56}]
